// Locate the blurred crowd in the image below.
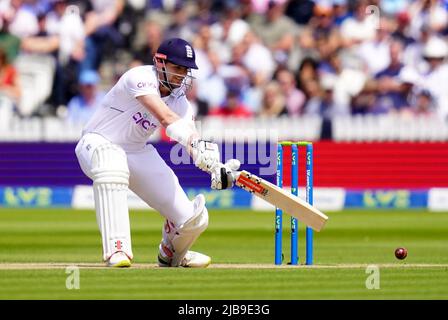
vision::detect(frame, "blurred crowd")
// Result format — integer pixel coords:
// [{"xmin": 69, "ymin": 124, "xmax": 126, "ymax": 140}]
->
[{"xmin": 1, "ymin": 0, "xmax": 448, "ymax": 127}]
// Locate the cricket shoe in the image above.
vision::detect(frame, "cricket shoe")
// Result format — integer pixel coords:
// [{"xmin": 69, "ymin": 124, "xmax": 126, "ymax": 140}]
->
[
  {"xmin": 158, "ymin": 250, "xmax": 211, "ymax": 268},
  {"xmin": 106, "ymin": 251, "xmax": 131, "ymax": 268}
]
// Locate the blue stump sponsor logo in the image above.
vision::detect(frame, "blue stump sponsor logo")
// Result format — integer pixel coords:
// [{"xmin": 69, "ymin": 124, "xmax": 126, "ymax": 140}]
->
[
  {"xmin": 290, "ymin": 217, "xmax": 296, "ymax": 232},
  {"xmin": 275, "ymin": 214, "xmax": 281, "ymax": 232}
]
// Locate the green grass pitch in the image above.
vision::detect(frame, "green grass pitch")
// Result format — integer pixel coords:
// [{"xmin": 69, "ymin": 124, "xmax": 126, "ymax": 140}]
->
[{"xmin": 0, "ymin": 208, "xmax": 447, "ymax": 299}]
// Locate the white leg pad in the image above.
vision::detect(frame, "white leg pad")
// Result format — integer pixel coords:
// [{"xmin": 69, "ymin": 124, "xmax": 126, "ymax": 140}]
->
[
  {"xmin": 91, "ymin": 143, "xmax": 133, "ymax": 261},
  {"xmin": 160, "ymin": 194, "xmax": 209, "ymax": 266}
]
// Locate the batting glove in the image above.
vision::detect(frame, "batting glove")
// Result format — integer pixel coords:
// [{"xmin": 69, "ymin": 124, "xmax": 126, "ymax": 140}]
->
[
  {"xmin": 211, "ymin": 159, "xmax": 241, "ymax": 190},
  {"xmin": 190, "ymin": 139, "xmax": 220, "ymax": 173}
]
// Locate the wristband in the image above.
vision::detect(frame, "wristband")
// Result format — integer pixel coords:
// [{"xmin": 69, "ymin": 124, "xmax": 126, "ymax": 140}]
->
[{"xmin": 166, "ymin": 119, "xmax": 197, "ymax": 147}]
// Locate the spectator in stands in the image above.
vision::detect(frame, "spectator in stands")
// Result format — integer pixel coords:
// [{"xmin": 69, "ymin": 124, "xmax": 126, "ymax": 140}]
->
[
  {"xmin": 237, "ymin": 0, "xmax": 254, "ymax": 21},
  {"xmin": 44, "ymin": 1, "xmax": 85, "ymax": 67},
  {"xmin": 189, "ymin": 32, "xmax": 213, "ymax": 85},
  {"xmin": 66, "ymin": 69, "xmax": 104, "ymax": 124},
  {"xmin": 188, "ymin": 0, "xmax": 219, "ymax": 32},
  {"xmin": 209, "ymin": 2, "xmax": 250, "ymax": 63},
  {"xmin": 380, "ymin": 0, "xmax": 410, "ymax": 16},
  {"xmin": 197, "ymin": 51, "xmax": 227, "ymax": 112},
  {"xmin": 275, "ymin": 68, "xmax": 306, "ymax": 116},
  {"xmin": 350, "ymin": 87, "xmax": 376, "ymax": 115},
  {"xmin": 186, "ymin": 81, "xmax": 209, "ymax": 118},
  {"xmin": 81, "ymin": 0, "xmax": 125, "ymax": 72},
  {"xmin": 241, "ymin": 31, "xmax": 276, "ymax": 83},
  {"xmin": 20, "ymin": 10, "xmax": 58, "ymax": 55},
  {"xmin": 194, "ymin": 23, "xmax": 229, "ymax": 67},
  {"xmin": 321, "ymin": 48, "xmax": 367, "ymax": 116},
  {"xmin": 397, "ymin": 66, "xmax": 428, "ymax": 114},
  {"xmin": 20, "ymin": 1, "xmax": 85, "ymax": 112},
  {"xmin": 302, "ymin": 78, "xmax": 323, "ymax": 115},
  {"xmin": 320, "ymin": 72, "xmax": 339, "ymax": 119},
  {"xmin": 53, "ymin": 2, "xmax": 86, "ymax": 109},
  {"xmin": 45, "ymin": 0, "xmax": 68, "ymax": 36},
  {"xmin": 145, "ymin": 0, "xmax": 171, "ymax": 11},
  {"xmin": 411, "ymin": 89, "xmax": 436, "ymax": 116},
  {"xmin": 1, "ymin": 0, "xmax": 445, "ymax": 127},
  {"xmin": 249, "ymin": 0, "xmax": 298, "ymax": 65},
  {"xmin": 391, "ymin": 11, "xmax": 415, "ymax": 47},
  {"xmin": 372, "ymin": 40, "xmax": 408, "ymax": 114},
  {"xmin": 259, "ymin": 81, "xmax": 287, "ymax": 117},
  {"xmin": 418, "ymin": 36, "xmax": 448, "ymax": 121},
  {"xmin": 306, "ymin": 72, "xmax": 338, "ymax": 139},
  {"xmin": 287, "ymin": 24, "xmax": 319, "ymax": 72},
  {"xmin": 0, "ymin": 15, "xmax": 20, "ymax": 63},
  {"xmin": 0, "ymin": 46, "xmax": 19, "ymax": 95},
  {"xmin": 243, "ymin": 71, "xmax": 266, "ymax": 114},
  {"xmin": 332, "ymin": 0, "xmax": 351, "ymax": 26},
  {"xmin": 0, "ymin": 0, "xmax": 39, "ymax": 38},
  {"xmin": 308, "ymin": 1, "xmax": 335, "ymax": 37},
  {"xmin": 217, "ymin": 41, "xmax": 251, "ymax": 99},
  {"xmin": 285, "ymin": 0, "xmax": 315, "ymax": 25},
  {"xmin": 357, "ymin": 17, "xmax": 394, "ymax": 76},
  {"xmin": 132, "ymin": 19, "xmax": 164, "ymax": 66},
  {"xmin": 250, "ymin": 0, "xmax": 274, "ymax": 14},
  {"xmin": 0, "ymin": 47, "xmax": 20, "ymax": 123},
  {"xmin": 208, "ymin": 85, "xmax": 252, "ymax": 117},
  {"xmin": 408, "ymin": 0, "xmax": 448, "ymax": 40},
  {"xmin": 340, "ymin": 0, "xmax": 376, "ymax": 46},
  {"xmin": 296, "ymin": 56, "xmax": 319, "ymax": 90},
  {"xmin": 227, "ymin": 37, "xmax": 248, "ymax": 70},
  {"xmin": 164, "ymin": 3, "xmax": 195, "ymax": 42}
]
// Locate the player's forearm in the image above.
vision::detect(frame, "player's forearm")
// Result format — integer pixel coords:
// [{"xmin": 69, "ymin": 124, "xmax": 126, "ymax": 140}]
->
[
  {"xmin": 137, "ymin": 94, "xmax": 180, "ymax": 126},
  {"xmin": 137, "ymin": 94, "xmax": 198, "ymax": 146},
  {"xmin": 136, "ymin": 97, "xmax": 221, "ymax": 173},
  {"xmin": 158, "ymin": 110, "xmax": 180, "ymax": 127}
]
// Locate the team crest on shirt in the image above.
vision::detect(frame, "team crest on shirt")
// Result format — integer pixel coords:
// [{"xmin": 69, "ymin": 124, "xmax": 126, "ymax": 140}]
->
[{"xmin": 132, "ymin": 111, "xmax": 157, "ymax": 131}]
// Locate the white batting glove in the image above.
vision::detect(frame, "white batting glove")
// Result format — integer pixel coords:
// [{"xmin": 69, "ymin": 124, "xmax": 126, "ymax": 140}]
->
[
  {"xmin": 211, "ymin": 159, "xmax": 241, "ymax": 190},
  {"xmin": 190, "ymin": 139, "xmax": 220, "ymax": 172}
]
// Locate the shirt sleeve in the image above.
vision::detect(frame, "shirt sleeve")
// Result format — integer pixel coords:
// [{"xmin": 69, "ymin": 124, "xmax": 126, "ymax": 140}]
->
[{"xmin": 124, "ymin": 66, "xmax": 160, "ymax": 98}]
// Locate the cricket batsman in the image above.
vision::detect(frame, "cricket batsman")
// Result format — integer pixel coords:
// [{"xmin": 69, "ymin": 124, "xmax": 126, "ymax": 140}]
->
[{"xmin": 75, "ymin": 38, "xmax": 240, "ymax": 268}]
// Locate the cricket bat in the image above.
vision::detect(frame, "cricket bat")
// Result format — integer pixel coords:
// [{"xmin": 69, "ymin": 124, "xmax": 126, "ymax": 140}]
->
[{"xmin": 235, "ymin": 170, "xmax": 328, "ymax": 232}]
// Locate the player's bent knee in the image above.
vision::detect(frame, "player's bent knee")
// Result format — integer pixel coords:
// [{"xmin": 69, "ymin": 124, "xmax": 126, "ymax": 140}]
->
[
  {"xmin": 165, "ymin": 194, "xmax": 209, "ymax": 266},
  {"xmin": 178, "ymin": 194, "xmax": 209, "ymax": 235}
]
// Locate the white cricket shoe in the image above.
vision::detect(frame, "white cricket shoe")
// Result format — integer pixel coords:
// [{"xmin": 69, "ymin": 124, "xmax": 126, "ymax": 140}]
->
[
  {"xmin": 106, "ymin": 251, "xmax": 131, "ymax": 268},
  {"xmin": 158, "ymin": 250, "xmax": 211, "ymax": 268}
]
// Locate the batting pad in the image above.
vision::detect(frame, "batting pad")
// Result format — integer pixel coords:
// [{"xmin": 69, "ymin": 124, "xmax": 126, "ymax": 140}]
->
[
  {"xmin": 163, "ymin": 194, "xmax": 209, "ymax": 266},
  {"xmin": 91, "ymin": 143, "xmax": 133, "ymax": 261}
]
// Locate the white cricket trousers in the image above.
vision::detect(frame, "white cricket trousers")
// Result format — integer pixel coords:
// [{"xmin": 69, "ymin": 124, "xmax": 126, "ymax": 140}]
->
[{"xmin": 75, "ymin": 133, "xmax": 195, "ymax": 260}]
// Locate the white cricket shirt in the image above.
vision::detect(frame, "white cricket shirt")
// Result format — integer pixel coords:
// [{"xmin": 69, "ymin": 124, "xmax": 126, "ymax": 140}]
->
[{"xmin": 83, "ymin": 66, "xmax": 194, "ymax": 152}]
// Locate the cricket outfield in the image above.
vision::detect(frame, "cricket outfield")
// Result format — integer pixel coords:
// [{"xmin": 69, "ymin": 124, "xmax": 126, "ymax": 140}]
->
[{"xmin": 0, "ymin": 208, "xmax": 447, "ymax": 299}]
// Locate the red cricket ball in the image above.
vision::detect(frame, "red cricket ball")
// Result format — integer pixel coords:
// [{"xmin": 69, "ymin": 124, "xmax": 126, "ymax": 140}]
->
[{"xmin": 395, "ymin": 247, "xmax": 408, "ymax": 260}]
